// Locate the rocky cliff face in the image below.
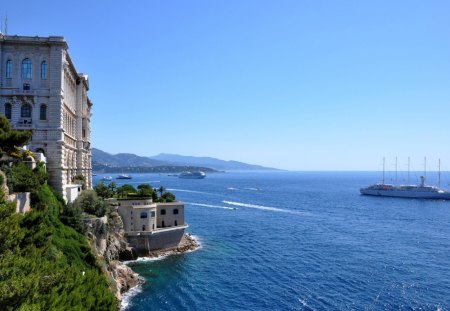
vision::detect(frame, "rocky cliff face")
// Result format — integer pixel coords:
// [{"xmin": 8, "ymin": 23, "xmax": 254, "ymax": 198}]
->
[
  {"xmin": 86, "ymin": 211, "xmax": 141, "ymax": 300},
  {"xmin": 0, "ymin": 170, "xmax": 9, "ymax": 202}
]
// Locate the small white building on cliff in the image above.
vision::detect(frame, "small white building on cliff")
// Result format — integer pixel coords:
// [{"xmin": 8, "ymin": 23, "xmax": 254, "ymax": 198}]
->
[
  {"xmin": 115, "ymin": 198, "xmax": 187, "ymax": 254},
  {"xmin": 0, "ymin": 34, "xmax": 92, "ymax": 202}
]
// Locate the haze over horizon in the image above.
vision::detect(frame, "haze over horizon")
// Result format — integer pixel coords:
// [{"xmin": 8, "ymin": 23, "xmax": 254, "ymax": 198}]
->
[{"xmin": 3, "ymin": 0, "xmax": 450, "ymax": 170}]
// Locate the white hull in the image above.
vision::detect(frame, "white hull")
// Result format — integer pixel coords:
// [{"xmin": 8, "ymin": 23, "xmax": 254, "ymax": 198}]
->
[
  {"xmin": 178, "ymin": 175, "xmax": 206, "ymax": 179},
  {"xmin": 360, "ymin": 188, "xmax": 450, "ymax": 199},
  {"xmin": 178, "ymin": 171, "xmax": 206, "ymax": 179}
]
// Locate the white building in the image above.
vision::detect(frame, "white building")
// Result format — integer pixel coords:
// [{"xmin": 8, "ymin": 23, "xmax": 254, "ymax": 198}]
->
[
  {"xmin": 116, "ymin": 198, "xmax": 188, "ymax": 253},
  {"xmin": 0, "ymin": 34, "xmax": 92, "ymax": 202}
]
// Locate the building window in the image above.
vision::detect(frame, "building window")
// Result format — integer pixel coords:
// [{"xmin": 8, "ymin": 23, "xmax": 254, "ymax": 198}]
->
[
  {"xmin": 5, "ymin": 103, "xmax": 12, "ymax": 119},
  {"xmin": 173, "ymin": 209, "xmax": 179, "ymax": 215},
  {"xmin": 41, "ymin": 61, "xmax": 47, "ymax": 80},
  {"xmin": 6, "ymin": 60, "xmax": 12, "ymax": 78},
  {"xmin": 140, "ymin": 212, "xmax": 148, "ymax": 219},
  {"xmin": 161, "ymin": 209, "xmax": 166, "ymax": 215},
  {"xmin": 23, "ymin": 83, "xmax": 31, "ymax": 90},
  {"xmin": 21, "ymin": 104, "xmax": 32, "ymax": 118},
  {"xmin": 175, "ymin": 220, "xmax": 178, "ymax": 226},
  {"xmin": 151, "ymin": 211, "xmax": 155, "ymax": 218},
  {"xmin": 22, "ymin": 58, "xmax": 32, "ymax": 79},
  {"xmin": 40, "ymin": 104, "xmax": 47, "ymax": 120},
  {"xmin": 162, "ymin": 221, "xmax": 165, "ymax": 228}
]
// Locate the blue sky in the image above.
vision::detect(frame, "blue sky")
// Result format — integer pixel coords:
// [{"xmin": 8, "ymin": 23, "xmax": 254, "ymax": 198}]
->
[{"xmin": 2, "ymin": 0, "xmax": 450, "ymax": 170}]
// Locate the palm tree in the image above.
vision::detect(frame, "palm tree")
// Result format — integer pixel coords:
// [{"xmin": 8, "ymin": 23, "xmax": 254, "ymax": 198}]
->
[
  {"xmin": 157, "ymin": 186, "xmax": 166, "ymax": 198},
  {"xmin": 117, "ymin": 187, "xmax": 125, "ymax": 198},
  {"xmin": 108, "ymin": 182, "xmax": 117, "ymax": 196}
]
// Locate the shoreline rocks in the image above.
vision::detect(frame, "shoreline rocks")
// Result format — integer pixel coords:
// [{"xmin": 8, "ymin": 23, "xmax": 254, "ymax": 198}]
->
[
  {"xmin": 87, "ymin": 211, "xmax": 199, "ymax": 302},
  {"xmin": 147, "ymin": 233, "xmax": 200, "ymax": 258}
]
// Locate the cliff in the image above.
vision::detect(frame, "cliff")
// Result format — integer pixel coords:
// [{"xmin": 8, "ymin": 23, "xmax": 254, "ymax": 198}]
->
[{"xmin": 85, "ymin": 211, "xmax": 141, "ymax": 300}]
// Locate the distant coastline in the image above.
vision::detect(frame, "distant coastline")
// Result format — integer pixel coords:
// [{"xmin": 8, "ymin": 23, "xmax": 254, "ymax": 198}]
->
[
  {"xmin": 93, "ymin": 148, "xmax": 280, "ymax": 171},
  {"xmin": 93, "ymin": 164, "xmax": 220, "ymax": 174}
]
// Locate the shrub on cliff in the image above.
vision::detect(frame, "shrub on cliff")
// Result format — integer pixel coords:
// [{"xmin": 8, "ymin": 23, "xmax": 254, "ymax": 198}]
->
[
  {"xmin": 0, "ymin": 115, "xmax": 32, "ymax": 158},
  {"xmin": 94, "ymin": 181, "xmax": 111, "ymax": 198},
  {"xmin": 73, "ymin": 190, "xmax": 111, "ymax": 217},
  {"xmin": 60, "ymin": 202, "xmax": 87, "ymax": 234},
  {"xmin": 0, "ymin": 184, "xmax": 117, "ymax": 310},
  {"xmin": 1, "ymin": 162, "xmax": 48, "ymax": 194}
]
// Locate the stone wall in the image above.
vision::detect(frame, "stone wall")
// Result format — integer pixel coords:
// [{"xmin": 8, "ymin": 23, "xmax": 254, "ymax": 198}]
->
[
  {"xmin": 8, "ymin": 192, "xmax": 31, "ymax": 214},
  {"xmin": 126, "ymin": 227, "xmax": 186, "ymax": 256}
]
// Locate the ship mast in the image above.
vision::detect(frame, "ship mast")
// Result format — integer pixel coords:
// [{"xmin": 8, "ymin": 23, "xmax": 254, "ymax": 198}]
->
[
  {"xmin": 424, "ymin": 156, "xmax": 427, "ymax": 179},
  {"xmin": 395, "ymin": 156, "xmax": 398, "ymax": 184},
  {"xmin": 438, "ymin": 158, "xmax": 441, "ymax": 188},
  {"xmin": 408, "ymin": 156, "xmax": 410, "ymax": 184},
  {"xmin": 382, "ymin": 157, "xmax": 385, "ymax": 184}
]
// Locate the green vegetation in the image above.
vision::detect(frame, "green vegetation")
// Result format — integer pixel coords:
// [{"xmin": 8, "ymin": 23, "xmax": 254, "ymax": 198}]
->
[
  {"xmin": 72, "ymin": 174, "xmax": 87, "ymax": 190},
  {"xmin": 0, "ymin": 122, "xmax": 118, "ymax": 310},
  {"xmin": 94, "ymin": 182, "xmax": 176, "ymax": 203},
  {"xmin": 0, "ymin": 115, "xmax": 32, "ymax": 159},
  {"xmin": 1, "ymin": 161, "xmax": 48, "ymax": 194}
]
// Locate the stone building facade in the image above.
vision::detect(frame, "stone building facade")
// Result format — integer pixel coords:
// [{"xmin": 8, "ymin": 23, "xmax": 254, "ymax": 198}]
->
[
  {"xmin": 0, "ymin": 35, "xmax": 92, "ymax": 201},
  {"xmin": 116, "ymin": 198, "xmax": 187, "ymax": 254}
]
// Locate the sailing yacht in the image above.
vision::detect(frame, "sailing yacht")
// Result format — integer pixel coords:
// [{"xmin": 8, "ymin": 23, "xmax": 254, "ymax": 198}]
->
[{"xmin": 360, "ymin": 158, "xmax": 450, "ymax": 199}]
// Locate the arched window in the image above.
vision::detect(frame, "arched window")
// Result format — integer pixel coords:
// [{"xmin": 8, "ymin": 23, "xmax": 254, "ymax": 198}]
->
[
  {"xmin": 6, "ymin": 60, "xmax": 12, "ymax": 78},
  {"xmin": 21, "ymin": 104, "xmax": 32, "ymax": 118},
  {"xmin": 41, "ymin": 61, "xmax": 47, "ymax": 80},
  {"xmin": 40, "ymin": 104, "xmax": 47, "ymax": 120},
  {"xmin": 22, "ymin": 58, "xmax": 32, "ymax": 79},
  {"xmin": 5, "ymin": 103, "xmax": 12, "ymax": 119}
]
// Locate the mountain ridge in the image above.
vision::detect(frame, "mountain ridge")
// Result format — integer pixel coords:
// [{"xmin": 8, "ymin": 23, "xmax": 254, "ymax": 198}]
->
[{"xmin": 92, "ymin": 148, "xmax": 279, "ymax": 171}]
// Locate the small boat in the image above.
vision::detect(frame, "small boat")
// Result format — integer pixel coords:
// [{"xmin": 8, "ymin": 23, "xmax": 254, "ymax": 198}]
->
[
  {"xmin": 116, "ymin": 174, "xmax": 132, "ymax": 179},
  {"xmin": 101, "ymin": 176, "xmax": 112, "ymax": 181},
  {"xmin": 361, "ymin": 158, "xmax": 450, "ymax": 200},
  {"xmin": 178, "ymin": 171, "xmax": 206, "ymax": 179}
]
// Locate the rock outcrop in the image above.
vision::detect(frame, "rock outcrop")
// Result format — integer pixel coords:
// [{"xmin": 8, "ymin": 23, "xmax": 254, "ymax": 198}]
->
[
  {"xmin": 0, "ymin": 170, "xmax": 9, "ymax": 202},
  {"xmin": 86, "ymin": 211, "xmax": 200, "ymax": 301},
  {"xmin": 147, "ymin": 233, "xmax": 200, "ymax": 257},
  {"xmin": 86, "ymin": 211, "xmax": 141, "ymax": 300}
]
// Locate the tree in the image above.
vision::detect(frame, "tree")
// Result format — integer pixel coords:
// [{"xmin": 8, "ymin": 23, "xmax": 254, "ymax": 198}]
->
[
  {"xmin": 2, "ymin": 162, "xmax": 48, "ymax": 194},
  {"xmin": 117, "ymin": 184, "xmax": 136, "ymax": 198},
  {"xmin": 0, "ymin": 116, "xmax": 32, "ymax": 158},
  {"xmin": 72, "ymin": 174, "xmax": 86, "ymax": 190},
  {"xmin": 160, "ymin": 192, "xmax": 176, "ymax": 203},
  {"xmin": 60, "ymin": 202, "xmax": 87, "ymax": 234},
  {"xmin": 157, "ymin": 186, "xmax": 166, "ymax": 197},
  {"xmin": 116, "ymin": 187, "xmax": 125, "ymax": 198},
  {"xmin": 107, "ymin": 182, "xmax": 117, "ymax": 196},
  {"xmin": 151, "ymin": 191, "xmax": 158, "ymax": 202},
  {"xmin": 137, "ymin": 184, "xmax": 153, "ymax": 196},
  {"xmin": 94, "ymin": 182, "xmax": 111, "ymax": 199},
  {"xmin": 73, "ymin": 190, "xmax": 110, "ymax": 217}
]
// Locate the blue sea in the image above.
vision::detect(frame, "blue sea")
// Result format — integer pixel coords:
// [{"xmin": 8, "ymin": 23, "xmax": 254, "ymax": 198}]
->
[{"xmin": 94, "ymin": 172, "xmax": 450, "ymax": 310}]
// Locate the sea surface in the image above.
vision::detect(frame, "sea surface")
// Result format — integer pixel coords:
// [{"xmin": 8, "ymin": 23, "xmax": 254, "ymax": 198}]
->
[{"xmin": 93, "ymin": 171, "xmax": 450, "ymax": 310}]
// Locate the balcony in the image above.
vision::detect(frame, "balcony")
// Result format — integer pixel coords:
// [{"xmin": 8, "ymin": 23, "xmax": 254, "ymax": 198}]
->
[{"xmin": 15, "ymin": 118, "xmax": 33, "ymax": 129}]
